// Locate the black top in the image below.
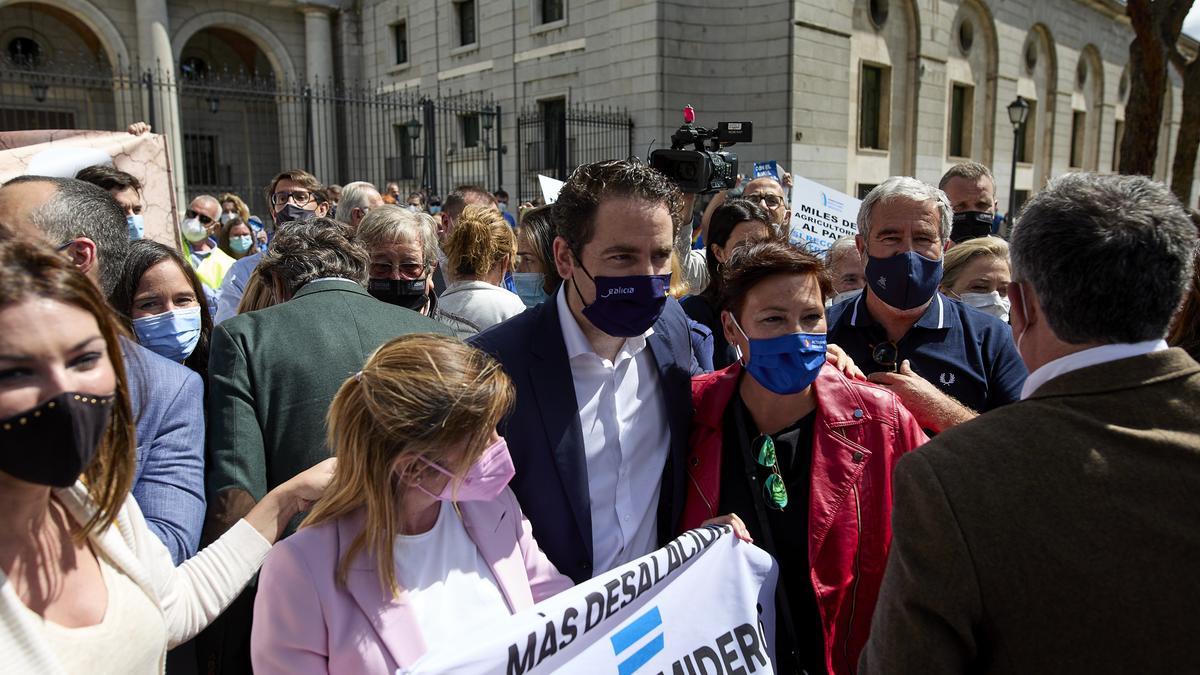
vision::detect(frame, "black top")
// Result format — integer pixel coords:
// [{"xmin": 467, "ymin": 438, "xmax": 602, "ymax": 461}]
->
[
  {"xmin": 720, "ymin": 393, "xmax": 825, "ymax": 675},
  {"xmin": 681, "ymin": 293, "xmax": 737, "ymax": 370}
]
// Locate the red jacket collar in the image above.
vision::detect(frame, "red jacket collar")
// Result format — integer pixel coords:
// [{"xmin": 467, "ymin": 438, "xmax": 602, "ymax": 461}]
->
[{"xmin": 692, "ymin": 362, "xmax": 874, "ymax": 432}]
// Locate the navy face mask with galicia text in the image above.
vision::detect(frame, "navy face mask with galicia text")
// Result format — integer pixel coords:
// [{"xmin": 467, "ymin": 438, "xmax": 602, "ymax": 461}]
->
[
  {"xmin": 573, "ymin": 262, "xmax": 671, "ymax": 338},
  {"xmin": 865, "ymin": 250, "xmax": 943, "ymax": 311}
]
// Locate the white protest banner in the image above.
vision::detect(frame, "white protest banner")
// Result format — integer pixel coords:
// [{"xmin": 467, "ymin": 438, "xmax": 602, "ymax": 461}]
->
[
  {"xmin": 0, "ymin": 130, "xmax": 180, "ymax": 248},
  {"xmin": 405, "ymin": 526, "xmax": 778, "ymax": 675},
  {"xmin": 539, "ymin": 174, "xmax": 565, "ymax": 204},
  {"xmin": 788, "ymin": 175, "xmax": 861, "ymax": 254}
]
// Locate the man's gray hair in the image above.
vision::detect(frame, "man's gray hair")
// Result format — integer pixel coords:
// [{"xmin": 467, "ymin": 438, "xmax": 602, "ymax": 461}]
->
[
  {"xmin": 336, "ymin": 181, "xmax": 380, "ymax": 224},
  {"xmin": 857, "ymin": 176, "xmax": 953, "ymax": 243},
  {"xmin": 2, "ymin": 175, "xmax": 129, "ymax": 296},
  {"xmin": 355, "ymin": 205, "xmax": 438, "ymax": 271},
  {"xmin": 938, "ymin": 161, "xmax": 994, "ymax": 190},
  {"xmin": 258, "ymin": 217, "xmax": 369, "ymax": 295},
  {"xmin": 824, "ymin": 236, "xmax": 860, "ymax": 268},
  {"xmin": 1010, "ymin": 172, "xmax": 1197, "ymax": 344}
]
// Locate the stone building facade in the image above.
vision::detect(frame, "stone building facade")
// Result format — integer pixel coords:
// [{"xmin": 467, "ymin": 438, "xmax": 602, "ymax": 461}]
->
[{"xmin": 0, "ymin": 0, "xmax": 1195, "ymax": 211}]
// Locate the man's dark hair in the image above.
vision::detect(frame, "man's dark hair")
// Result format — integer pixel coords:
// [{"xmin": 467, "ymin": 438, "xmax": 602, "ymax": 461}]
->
[
  {"xmin": 495, "ymin": 189, "xmax": 509, "ymax": 200},
  {"xmin": 551, "ymin": 159, "xmax": 683, "ymax": 257},
  {"xmin": 702, "ymin": 198, "xmax": 772, "ymax": 304},
  {"xmin": 1, "ymin": 175, "xmax": 129, "ymax": 296},
  {"xmin": 75, "ymin": 165, "xmax": 142, "ymax": 194},
  {"xmin": 938, "ymin": 161, "xmax": 994, "ymax": 190},
  {"xmin": 1011, "ymin": 173, "xmax": 1198, "ymax": 344},
  {"xmin": 443, "ymin": 185, "xmax": 495, "ymax": 220},
  {"xmin": 264, "ymin": 169, "xmax": 327, "ymax": 204},
  {"xmin": 258, "ymin": 217, "xmax": 369, "ymax": 296},
  {"xmin": 719, "ymin": 240, "xmax": 830, "ymax": 318}
]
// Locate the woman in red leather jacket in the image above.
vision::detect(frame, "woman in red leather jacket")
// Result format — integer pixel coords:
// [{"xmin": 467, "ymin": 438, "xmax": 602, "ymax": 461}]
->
[{"xmin": 681, "ymin": 240, "xmax": 926, "ymax": 675}]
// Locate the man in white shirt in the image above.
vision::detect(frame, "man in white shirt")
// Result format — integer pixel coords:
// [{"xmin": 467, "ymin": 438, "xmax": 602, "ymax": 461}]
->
[
  {"xmin": 861, "ymin": 172, "xmax": 1200, "ymax": 674},
  {"xmin": 471, "ymin": 159, "xmax": 700, "ymax": 583}
]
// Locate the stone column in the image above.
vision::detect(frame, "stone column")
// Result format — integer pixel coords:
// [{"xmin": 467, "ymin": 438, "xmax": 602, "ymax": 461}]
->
[
  {"xmin": 299, "ymin": 1, "xmax": 340, "ymax": 183},
  {"xmin": 135, "ymin": 0, "xmax": 187, "ymax": 215}
]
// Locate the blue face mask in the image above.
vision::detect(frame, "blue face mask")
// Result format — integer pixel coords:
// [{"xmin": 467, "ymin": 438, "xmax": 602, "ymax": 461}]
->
[
  {"xmin": 731, "ymin": 315, "xmax": 827, "ymax": 395},
  {"xmin": 502, "ymin": 271, "xmax": 517, "ymax": 293},
  {"xmin": 430, "ymin": 205, "xmax": 442, "ymax": 215},
  {"xmin": 132, "ymin": 306, "xmax": 202, "ymax": 363},
  {"xmin": 127, "ymin": 214, "xmax": 144, "ymax": 240},
  {"xmin": 573, "ymin": 262, "xmax": 670, "ymax": 338},
  {"xmin": 230, "ymin": 234, "xmax": 254, "ymax": 254},
  {"xmin": 512, "ymin": 272, "xmax": 549, "ymax": 308},
  {"xmin": 864, "ymin": 250, "xmax": 943, "ymax": 311}
]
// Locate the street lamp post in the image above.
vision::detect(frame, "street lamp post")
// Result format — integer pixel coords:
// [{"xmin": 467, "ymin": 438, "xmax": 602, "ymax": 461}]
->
[
  {"xmin": 1006, "ymin": 96, "xmax": 1030, "ymax": 232},
  {"xmin": 404, "ymin": 117, "xmax": 423, "ymax": 190}
]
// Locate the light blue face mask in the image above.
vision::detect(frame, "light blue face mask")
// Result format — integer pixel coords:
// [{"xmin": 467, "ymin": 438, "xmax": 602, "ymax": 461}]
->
[
  {"xmin": 127, "ymin": 214, "xmax": 144, "ymax": 240},
  {"xmin": 230, "ymin": 234, "xmax": 254, "ymax": 254},
  {"xmin": 132, "ymin": 306, "xmax": 202, "ymax": 363},
  {"xmin": 511, "ymin": 272, "xmax": 549, "ymax": 308}
]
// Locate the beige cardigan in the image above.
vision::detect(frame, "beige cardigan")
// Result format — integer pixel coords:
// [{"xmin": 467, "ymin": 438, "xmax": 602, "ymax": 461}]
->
[{"xmin": 0, "ymin": 483, "xmax": 271, "ymax": 674}]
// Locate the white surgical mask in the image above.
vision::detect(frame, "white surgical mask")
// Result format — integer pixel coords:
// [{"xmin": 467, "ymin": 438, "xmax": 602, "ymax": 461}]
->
[
  {"xmin": 181, "ymin": 216, "xmax": 209, "ymax": 243},
  {"xmin": 826, "ymin": 287, "xmax": 863, "ymax": 308},
  {"xmin": 959, "ymin": 290, "xmax": 1011, "ymax": 323}
]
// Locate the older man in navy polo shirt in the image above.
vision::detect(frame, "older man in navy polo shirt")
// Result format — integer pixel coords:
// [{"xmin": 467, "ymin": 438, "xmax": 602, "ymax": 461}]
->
[{"xmin": 826, "ymin": 176, "xmax": 1026, "ymax": 432}]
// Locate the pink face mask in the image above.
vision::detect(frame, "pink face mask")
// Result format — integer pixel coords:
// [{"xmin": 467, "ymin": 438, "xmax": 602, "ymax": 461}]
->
[{"xmin": 413, "ymin": 437, "xmax": 515, "ymax": 502}]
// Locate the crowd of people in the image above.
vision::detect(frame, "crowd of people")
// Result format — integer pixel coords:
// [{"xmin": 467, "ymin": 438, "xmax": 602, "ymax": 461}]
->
[{"xmin": 0, "ymin": 143, "xmax": 1197, "ymax": 675}]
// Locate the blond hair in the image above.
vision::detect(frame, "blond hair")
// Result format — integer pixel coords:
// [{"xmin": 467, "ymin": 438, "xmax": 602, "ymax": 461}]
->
[
  {"xmin": 302, "ymin": 334, "xmax": 515, "ymax": 595},
  {"xmin": 444, "ymin": 204, "xmax": 515, "ymax": 277},
  {"xmin": 941, "ymin": 236, "xmax": 1010, "ymax": 291},
  {"xmin": 236, "ymin": 270, "xmax": 277, "ymax": 315}
]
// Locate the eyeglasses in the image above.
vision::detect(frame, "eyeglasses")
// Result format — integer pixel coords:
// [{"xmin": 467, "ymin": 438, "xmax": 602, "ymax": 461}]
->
[
  {"xmin": 185, "ymin": 209, "xmax": 214, "ymax": 226},
  {"xmin": 752, "ymin": 434, "xmax": 788, "ymax": 510},
  {"xmin": 872, "ymin": 341, "xmax": 899, "ymax": 373},
  {"xmin": 369, "ymin": 261, "xmax": 426, "ymax": 279},
  {"xmin": 744, "ymin": 193, "xmax": 784, "ymax": 209},
  {"xmin": 270, "ymin": 190, "xmax": 318, "ymax": 207}
]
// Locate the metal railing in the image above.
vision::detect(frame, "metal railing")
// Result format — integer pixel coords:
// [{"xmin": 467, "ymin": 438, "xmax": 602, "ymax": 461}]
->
[
  {"xmin": 516, "ymin": 102, "xmax": 634, "ymax": 202},
  {"xmin": 0, "ymin": 56, "xmax": 502, "ymax": 215}
]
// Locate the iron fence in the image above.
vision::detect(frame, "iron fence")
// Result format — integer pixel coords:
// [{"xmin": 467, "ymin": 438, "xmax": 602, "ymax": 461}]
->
[
  {"xmin": 0, "ymin": 57, "xmax": 502, "ymax": 217},
  {"xmin": 516, "ymin": 102, "xmax": 634, "ymax": 203}
]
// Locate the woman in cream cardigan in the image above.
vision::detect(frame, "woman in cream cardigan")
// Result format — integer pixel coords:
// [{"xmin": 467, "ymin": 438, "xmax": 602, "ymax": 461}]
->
[{"xmin": 0, "ymin": 236, "xmax": 333, "ymax": 674}]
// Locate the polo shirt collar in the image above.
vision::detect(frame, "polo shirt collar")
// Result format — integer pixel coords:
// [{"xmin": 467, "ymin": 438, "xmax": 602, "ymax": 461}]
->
[{"xmin": 848, "ymin": 290, "xmax": 952, "ymax": 331}]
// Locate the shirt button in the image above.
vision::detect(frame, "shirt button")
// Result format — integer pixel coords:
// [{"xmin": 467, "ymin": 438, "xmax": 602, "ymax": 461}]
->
[
  {"xmin": 852, "ymin": 451, "xmax": 865, "ymax": 463},
  {"xmin": 853, "ymin": 409, "xmax": 864, "ymax": 419}
]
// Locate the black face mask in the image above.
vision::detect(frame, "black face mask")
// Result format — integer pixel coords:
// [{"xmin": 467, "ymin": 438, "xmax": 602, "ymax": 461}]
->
[
  {"xmin": 274, "ymin": 203, "xmax": 316, "ymax": 228},
  {"xmin": 0, "ymin": 391, "xmax": 115, "ymax": 487},
  {"xmin": 368, "ymin": 277, "xmax": 428, "ymax": 312},
  {"xmin": 950, "ymin": 210, "xmax": 994, "ymax": 243}
]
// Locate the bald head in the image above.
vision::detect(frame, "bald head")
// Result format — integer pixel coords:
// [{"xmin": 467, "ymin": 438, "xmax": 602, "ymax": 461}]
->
[
  {"xmin": 0, "ymin": 179, "xmax": 57, "ymax": 240},
  {"xmin": 740, "ymin": 176, "xmax": 791, "ymax": 232}
]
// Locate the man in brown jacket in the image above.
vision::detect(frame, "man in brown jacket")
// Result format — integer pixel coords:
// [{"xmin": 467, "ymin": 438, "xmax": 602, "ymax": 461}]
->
[{"xmin": 860, "ymin": 173, "xmax": 1200, "ymax": 674}]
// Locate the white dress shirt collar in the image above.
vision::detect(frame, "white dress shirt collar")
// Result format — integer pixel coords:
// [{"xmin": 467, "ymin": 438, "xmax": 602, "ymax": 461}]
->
[
  {"xmin": 555, "ymin": 283, "xmax": 654, "ymax": 363},
  {"xmin": 1020, "ymin": 339, "xmax": 1169, "ymax": 400}
]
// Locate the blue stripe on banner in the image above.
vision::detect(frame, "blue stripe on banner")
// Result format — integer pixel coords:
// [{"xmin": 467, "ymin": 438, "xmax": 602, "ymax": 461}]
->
[
  {"xmin": 610, "ymin": 607, "xmax": 663, "ymax": 655},
  {"xmin": 617, "ymin": 633, "xmax": 665, "ymax": 675}
]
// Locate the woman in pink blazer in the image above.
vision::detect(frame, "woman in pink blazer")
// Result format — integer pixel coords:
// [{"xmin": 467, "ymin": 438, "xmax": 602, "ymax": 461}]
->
[{"xmin": 251, "ymin": 334, "xmax": 572, "ymax": 674}]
